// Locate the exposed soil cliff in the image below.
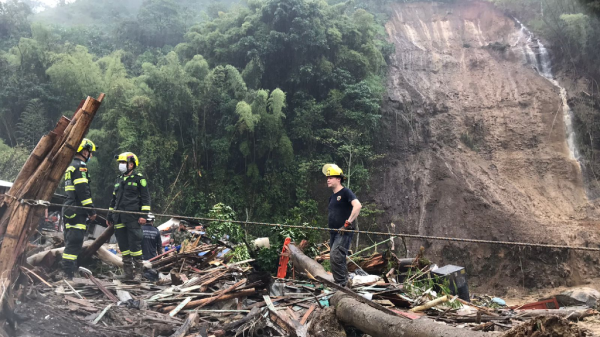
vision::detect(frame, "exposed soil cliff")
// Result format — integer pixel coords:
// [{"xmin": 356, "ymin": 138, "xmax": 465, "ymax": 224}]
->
[{"xmin": 374, "ymin": 0, "xmax": 600, "ymax": 292}]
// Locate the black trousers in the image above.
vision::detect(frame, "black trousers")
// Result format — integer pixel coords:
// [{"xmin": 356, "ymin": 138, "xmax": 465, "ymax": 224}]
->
[
  {"xmin": 329, "ymin": 231, "xmax": 353, "ymax": 286},
  {"xmin": 115, "ymin": 221, "xmax": 143, "ymax": 260},
  {"xmin": 62, "ymin": 213, "xmax": 87, "ymax": 273}
]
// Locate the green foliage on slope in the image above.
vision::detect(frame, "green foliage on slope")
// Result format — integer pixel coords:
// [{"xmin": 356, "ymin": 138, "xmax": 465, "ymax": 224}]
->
[{"xmin": 0, "ymin": 0, "xmax": 391, "ymax": 255}]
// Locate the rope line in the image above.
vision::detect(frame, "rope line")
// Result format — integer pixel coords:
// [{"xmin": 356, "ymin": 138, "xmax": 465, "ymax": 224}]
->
[{"xmin": 3, "ymin": 194, "xmax": 600, "ymax": 252}]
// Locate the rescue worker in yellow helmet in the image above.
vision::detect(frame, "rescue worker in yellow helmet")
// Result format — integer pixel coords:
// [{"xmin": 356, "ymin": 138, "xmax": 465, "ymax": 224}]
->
[
  {"xmin": 62, "ymin": 138, "xmax": 97, "ymax": 280},
  {"xmin": 107, "ymin": 152, "xmax": 151, "ymax": 281},
  {"xmin": 323, "ymin": 164, "xmax": 362, "ymax": 287}
]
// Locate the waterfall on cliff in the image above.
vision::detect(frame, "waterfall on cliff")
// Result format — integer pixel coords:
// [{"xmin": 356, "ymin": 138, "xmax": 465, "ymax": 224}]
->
[{"xmin": 513, "ymin": 19, "xmax": 581, "ymax": 162}]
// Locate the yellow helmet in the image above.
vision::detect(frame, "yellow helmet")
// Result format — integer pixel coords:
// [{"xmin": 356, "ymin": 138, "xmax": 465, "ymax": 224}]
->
[
  {"xmin": 77, "ymin": 138, "xmax": 97, "ymax": 153},
  {"xmin": 115, "ymin": 152, "xmax": 139, "ymax": 167},
  {"xmin": 322, "ymin": 164, "xmax": 344, "ymax": 178}
]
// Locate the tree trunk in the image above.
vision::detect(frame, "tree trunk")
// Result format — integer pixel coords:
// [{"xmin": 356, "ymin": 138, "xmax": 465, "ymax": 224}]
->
[
  {"xmin": 330, "ymin": 293, "xmax": 500, "ymax": 337},
  {"xmin": 288, "ymin": 243, "xmax": 334, "ymax": 283}
]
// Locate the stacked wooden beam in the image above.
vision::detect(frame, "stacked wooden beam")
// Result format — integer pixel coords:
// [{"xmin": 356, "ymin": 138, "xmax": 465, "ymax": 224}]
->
[{"xmin": 0, "ymin": 94, "xmax": 104, "ymax": 300}]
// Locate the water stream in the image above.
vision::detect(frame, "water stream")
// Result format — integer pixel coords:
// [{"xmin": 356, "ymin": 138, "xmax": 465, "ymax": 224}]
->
[{"xmin": 513, "ymin": 19, "xmax": 581, "ymax": 163}]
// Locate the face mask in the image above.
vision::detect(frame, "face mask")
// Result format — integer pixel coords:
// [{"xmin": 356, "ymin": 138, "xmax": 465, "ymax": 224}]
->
[{"xmin": 118, "ymin": 163, "xmax": 128, "ymax": 173}]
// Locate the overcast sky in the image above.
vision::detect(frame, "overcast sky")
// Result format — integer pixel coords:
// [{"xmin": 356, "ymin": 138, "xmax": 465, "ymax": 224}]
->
[{"xmin": 0, "ymin": 0, "xmax": 77, "ymax": 11}]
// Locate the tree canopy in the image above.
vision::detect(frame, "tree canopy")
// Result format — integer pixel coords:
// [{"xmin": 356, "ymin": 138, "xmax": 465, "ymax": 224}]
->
[{"xmin": 0, "ymin": 0, "xmax": 391, "ymax": 252}]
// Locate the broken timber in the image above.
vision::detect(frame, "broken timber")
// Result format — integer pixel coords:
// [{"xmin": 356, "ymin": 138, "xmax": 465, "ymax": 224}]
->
[{"xmin": 0, "ymin": 94, "xmax": 104, "ymax": 311}]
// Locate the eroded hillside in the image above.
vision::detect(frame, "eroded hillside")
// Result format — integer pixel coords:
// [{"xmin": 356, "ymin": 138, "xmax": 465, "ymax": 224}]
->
[{"xmin": 374, "ymin": 0, "xmax": 600, "ymax": 291}]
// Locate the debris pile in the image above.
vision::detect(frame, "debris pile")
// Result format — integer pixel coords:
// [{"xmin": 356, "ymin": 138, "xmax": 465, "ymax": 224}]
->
[{"xmin": 7, "ymin": 230, "xmax": 600, "ymax": 337}]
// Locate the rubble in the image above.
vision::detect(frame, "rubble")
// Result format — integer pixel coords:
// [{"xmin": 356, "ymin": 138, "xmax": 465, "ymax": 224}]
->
[
  {"xmin": 1, "ymin": 168, "xmax": 598, "ymax": 337},
  {"xmin": 8, "ymin": 233, "xmax": 598, "ymax": 337}
]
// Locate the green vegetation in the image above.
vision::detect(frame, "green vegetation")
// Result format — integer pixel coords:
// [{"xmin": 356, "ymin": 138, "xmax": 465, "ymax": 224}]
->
[
  {"xmin": 0, "ymin": 140, "xmax": 29, "ymax": 182},
  {"xmin": 0, "ymin": 0, "xmax": 391, "ymax": 263}
]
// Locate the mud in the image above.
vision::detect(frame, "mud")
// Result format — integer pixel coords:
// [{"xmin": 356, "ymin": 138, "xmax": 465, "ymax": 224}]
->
[
  {"xmin": 13, "ymin": 298, "xmax": 121, "ymax": 337},
  {"xmin": 308, "ymin": 307, "xmax": 347, "ymax": 337},
  {"xmin": 372, "ymin": 0, "xmax": 600, "ymax": 292}
]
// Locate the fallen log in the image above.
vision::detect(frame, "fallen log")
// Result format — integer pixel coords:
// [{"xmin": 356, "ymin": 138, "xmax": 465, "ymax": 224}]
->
[
  {"xmin": 288, "ymin": 243, "xmax": 333, "ymax": 283},
  {"xmin": 330, "ymin": 292, "xmax": 499, "ymax": 337},
  {"xmin": 27, "ymin": 241, "xmax": 152, "ymax": 269},
  {"xmin": 161, "ymin": 289, "xmax": 256, "ymax": 312}
]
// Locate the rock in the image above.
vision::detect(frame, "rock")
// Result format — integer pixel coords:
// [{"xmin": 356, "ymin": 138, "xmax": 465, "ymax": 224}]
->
[{"xmin": 555, "ymin": 287, "xmax": 600, "ymax": 308}]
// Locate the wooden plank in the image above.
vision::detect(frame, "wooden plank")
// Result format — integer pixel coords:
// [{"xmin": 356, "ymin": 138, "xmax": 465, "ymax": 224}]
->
[
  {"xmin": 169, "ymin": 297, "xmax": 192, "ymax": 317},
  {"xmin": 263, "ymin": 295, "xmax": 276, "ymax": 311},
  {"xmin": 161, "ymin": 289, "xmax": 255, "ymax": 312},
  {"xmin": 87, "ymin": 274, "xmax": 119, "ymax": 302},
  {"xmin": 269, "ymin": 309, "xmax": 298, "ymax": 337},
  {"xmin": 170, "ymin": 313, "xmax": 198, "ymax": 337},
  {"xmin": 300, "ymin": 304, "xmax": 316, "ymax": 325},
  {"xmin": 197, "ymin": 278, "xmax": 246, "ymax": 309},
  {"xmin": 64, "ymin": 295, "xmax": 95, "ymax": 308},
  {"xmin": 286, "ymin": 307, "xmax": 299, "ymax": 321},
  {"xmin": 93, "ymin": 304, "xmax": 113, "ymax": 325}
]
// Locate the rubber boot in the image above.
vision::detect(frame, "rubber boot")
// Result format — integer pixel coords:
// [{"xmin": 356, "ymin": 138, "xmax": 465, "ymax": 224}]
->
[
  {"xmin": 64, "ymin": 269, "xmax": 74, "ymax": 281},
  {"xmin": 121, "ymin": 255, "xmax": 134, "ymax": 280},
  {"xmin": 61, "ymin": 260, "xmax": 75, "ymax": 280},
  {"xmin": 133, "ymin": 258, "xmax": 144, "ymax": 282}
]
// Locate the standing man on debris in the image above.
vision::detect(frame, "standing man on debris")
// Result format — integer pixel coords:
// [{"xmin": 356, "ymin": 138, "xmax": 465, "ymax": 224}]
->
[
  {"xmin": 62, "ymin": 139, "xmax": 98, "ymax": 280},
  {"xmin": 107, "ymin": 152, "xmax": 151, "ymax": 281},
  {"xmin": 142, "ymin": 213, "xmax": 163, "ymax": 260},
  {"xmin": 323, "ymin": 164, "xmax": 362, "ymax": 287},
  {"xmin": 171, "ymin": 220, "xmax": 192, "ymax": 246}
]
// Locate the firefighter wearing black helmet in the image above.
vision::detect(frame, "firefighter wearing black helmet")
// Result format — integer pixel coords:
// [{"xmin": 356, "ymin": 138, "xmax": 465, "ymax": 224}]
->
[
  {"xmin": 107, "ymin": 152, "xmax": 151, "ymax": 281},
  {"xmin": 62, "ymin": 138, "xmax": 97, "ymax": 279}
]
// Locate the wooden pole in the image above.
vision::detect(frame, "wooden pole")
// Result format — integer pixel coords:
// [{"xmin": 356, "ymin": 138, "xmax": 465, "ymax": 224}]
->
[
  {"xmin": 79, "ymin": 226, "xmax": 114, "ymax": 261},
  {"xmin": 0, "ymin": 119, "xmax": 68, "ymax": 234},
  {"xmin": 0, "ymin": 94, "xmax": 104, "ymax": 287}
]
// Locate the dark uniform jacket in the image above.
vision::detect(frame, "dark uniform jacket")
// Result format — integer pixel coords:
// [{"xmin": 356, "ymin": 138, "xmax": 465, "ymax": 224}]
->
[
  {"xmin": 63, "ymin": 158, "xmax": 96, "ymax": 219},
  {"xmin": 109, "ymin": 171, "xmax": 151, "ymax": 224},
  {"xmin": 142, "ymin": 224, "xmax": 162, "ymax": 260}
]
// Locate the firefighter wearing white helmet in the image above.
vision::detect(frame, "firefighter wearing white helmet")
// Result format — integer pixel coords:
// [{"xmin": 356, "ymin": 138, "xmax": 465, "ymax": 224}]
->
[
  {"xmin": 61, "ymin": 138, "xmax": 98, "ymax": 279},
  {"xmin": 323, "ymin": 164, "xmax": 362, "ymax": 287},
  {"xmin": 108, "ymin": 152, "xmax": 151, "ymax": 281}
]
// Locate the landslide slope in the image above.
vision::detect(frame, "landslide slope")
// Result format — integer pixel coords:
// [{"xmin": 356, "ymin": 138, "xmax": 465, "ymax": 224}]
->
[{"xmin": 375, "ymin": 0, "xmax": 600, "ymax": 291}]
